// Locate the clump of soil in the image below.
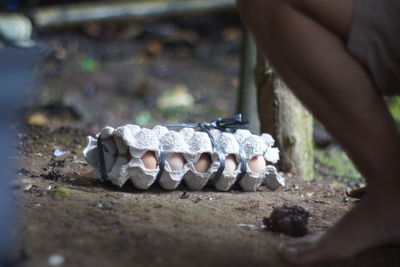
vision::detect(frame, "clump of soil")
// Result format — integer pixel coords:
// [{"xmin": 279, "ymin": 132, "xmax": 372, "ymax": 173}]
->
[
  {"xmin": 41, "ymin": 158, "xmax": 65, "ymax": 181},
  {"xmin": 41, "ymin": 168, "xmax": 64, "ymax": 181},
  {"xmin": 263, "ymin": 205, "xmax": 310, "ymax": 237}
]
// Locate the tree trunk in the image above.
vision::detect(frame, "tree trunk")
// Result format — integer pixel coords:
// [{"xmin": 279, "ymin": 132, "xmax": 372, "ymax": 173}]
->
[
  {"xmin": 256, "ymin": 53, "xmax": 314, "ymax": 179},
  {"xmin": 31, "ymin": 0, "xmax": 235, "ymax": 28},
  {"xmin": 237, "ymin": 29, "xmax": 260, "ymax": 134}
]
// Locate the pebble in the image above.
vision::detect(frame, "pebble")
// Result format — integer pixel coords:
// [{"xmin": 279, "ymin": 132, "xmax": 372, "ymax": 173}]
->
[
  {"xmin": 342, "ymin": 196, "xmax": 351, "ymax": 203},
  {"xmin": 179, "ymin": 192, "xmax": 189, "ymax": 199},
  {"xmin": 23, "ymin": 184, "xmax": 33, "ymax": 191},
  {"xmin": 54, "ymin": 149, "xmax": 68, "ymax": 157},
  {"xmin": 237, "ymin": 224, "xmax": 257, "ymax": 229},
  {"xmin": 194, "ymin": 196, "xmax": 202, "ymax": 203},
  {"xmin": 48, "ymin": 254, "xmax": 64, "ymax": 266},
  {"xmin": 0, "ymin": 13, "xmax": 33, "ymax": 46},
  {"xmin": 95, "ymin": 201, "xmax": 113, "ymax": 210}
]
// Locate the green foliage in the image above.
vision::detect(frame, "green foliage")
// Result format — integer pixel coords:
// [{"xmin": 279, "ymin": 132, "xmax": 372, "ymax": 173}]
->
[
  {"xmin": 210, "ymin": 106, "xmax": 225, "ymax": 116},
  {"xmin": 388, "ymin": 96, "xmax": 400, "ymax": 127},
  {"xmin": 135, "ymin": 110, "xmax": 155, "ymax": 126},
  {"xmin": 315, "ymin": 146, "xmax": 361, "ymax": 180},
  {"xmin": 157, "ymin": 85, "xmax": 194, "ymax": 118},
  {"xmin": 80, "ymin": 57, "xmax": 100, "ymax": 72},
  {"xmin": 54, "ymin": 135, "xmax": 73, "ymax": 144},
  {"xmin": 51, "ymin": 187, "xmax": 72, "ymax": 200},
  {"xmin": 159, "ymin": 107, "xmax": 182, "ymax": 119}
]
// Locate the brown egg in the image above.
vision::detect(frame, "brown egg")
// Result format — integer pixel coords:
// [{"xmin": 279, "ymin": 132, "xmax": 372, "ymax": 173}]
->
[
  {"xmin": 141, "ymin": 151, "xmax": 157, "ymax": 170},
  {"xmin": 248, "ymin": 155, "xmax": 266, "ymax": 173},
  {"xmin": 194, "ymin": 153, "xmax": 212, "ymax": 173},
  {"xmin": 168, "ymin": 153, "xmax": 186, "ymax": 171},
  {"xmin": 224, "ymin": 154, "xmax": 237, "ymax": 173}
]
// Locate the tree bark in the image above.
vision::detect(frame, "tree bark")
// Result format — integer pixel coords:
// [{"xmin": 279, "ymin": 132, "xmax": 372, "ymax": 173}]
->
[
  {"xmin": 256, "ymin": 52, "xmax": 314, "ymax": 179},
  {"xmin": 31, "ymin": 0, "xmax": 235, "ymax": 28},
  {"xmin": 237, "ymin": 29, "xmax": 260, "ymax": 134}
]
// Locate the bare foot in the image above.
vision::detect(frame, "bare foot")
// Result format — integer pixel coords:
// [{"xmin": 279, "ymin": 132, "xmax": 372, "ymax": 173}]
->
[
  {"xmin": 346, "ymin": 186, "xmax": 367, "ymax": 199},
  {"xmin": 280, "ymin": 187, "xmax": 400, "ymax": 265}
]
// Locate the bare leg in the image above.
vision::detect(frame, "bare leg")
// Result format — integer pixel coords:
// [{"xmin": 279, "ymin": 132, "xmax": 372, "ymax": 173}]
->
[{"xmin": 237, "ymin": 0, "xmax": 400, "ymax": 264}]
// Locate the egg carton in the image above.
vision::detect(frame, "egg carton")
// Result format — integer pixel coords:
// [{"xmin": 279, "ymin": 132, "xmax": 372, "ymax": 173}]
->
[{"xmin": 83, "ymin": 124, "xmax": 284, "ymax": 192}]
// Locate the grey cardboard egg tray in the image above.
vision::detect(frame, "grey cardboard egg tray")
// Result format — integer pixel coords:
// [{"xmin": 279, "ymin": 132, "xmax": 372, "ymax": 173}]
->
[{"xmin": 83, "ymin": 125, "xmax": 285, "ymax": 192}]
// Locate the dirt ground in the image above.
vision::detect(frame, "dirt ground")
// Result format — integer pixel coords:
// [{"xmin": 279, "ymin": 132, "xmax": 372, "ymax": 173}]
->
[
  {"xmin": 12, "ymin": 126, "xmax": 400, "ymax": 267},
  {"xmin": 11, "ymin": 12, "xmax": 400, "ymax": 267}
]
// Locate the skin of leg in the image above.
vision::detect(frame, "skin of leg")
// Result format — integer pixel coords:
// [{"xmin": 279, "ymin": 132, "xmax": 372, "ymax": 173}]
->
[{"xmin": 236, "ymin": 0, "xmax": 400, "ymax": 264}]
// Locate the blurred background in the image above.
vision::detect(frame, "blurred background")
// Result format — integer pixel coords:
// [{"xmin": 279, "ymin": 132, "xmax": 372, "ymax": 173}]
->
[
  {"xmin": 2, "ymin": 0, "xmax": 400, "ymax": 186},
  {"xmin": 2, "ymin": 0, "xmax": 242, "ymax": 131}
]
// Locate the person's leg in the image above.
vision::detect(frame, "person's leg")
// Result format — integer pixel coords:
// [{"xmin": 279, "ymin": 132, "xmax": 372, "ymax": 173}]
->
[{"xmin": 236, "ymin": 0, "xmax": 400, "ymax": 264}]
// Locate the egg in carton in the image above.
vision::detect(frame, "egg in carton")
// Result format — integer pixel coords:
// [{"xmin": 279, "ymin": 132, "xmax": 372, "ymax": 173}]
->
[
  {"xmin": 210, "ymin": 131, "xmax": 242, "ymax": 191},
  {"xmin": 261, "ymin": 133, "xmax": 285, "ymax": 191},
  {"xmin": 84, "ymin": 125, "xmax": 162, "ymax": 189},
  {"xmin": 230, "ymin": 130, "xmax": 283, "ymax": 191},
  {"xmin": 121, "ymin": 127, "xmax": 163, "ymax": 189},
  {"xmin": 232, "ymin": 130, "xmax": 266, "ymax": 191},
  {"xmin": 157, "ymin": 130, "xmax": 190, "ymax": 190},
  {"xmin": 182, "ymin": 129, "xmax": 219, "ymax": 190},
  {"xmin": 83, "ymin": 121, "xmax": 285, "ymax": 191}
]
